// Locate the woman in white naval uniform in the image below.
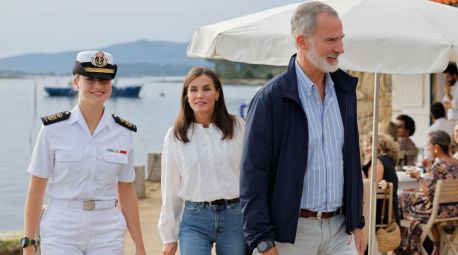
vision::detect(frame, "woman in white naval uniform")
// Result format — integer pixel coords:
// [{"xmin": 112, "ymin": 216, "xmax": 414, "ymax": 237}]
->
[
  {"xmin": 158, "ymin": 67, "xmax": 247, "ymax": 255},
  {"xmin": 22, "ymin": 51, "xmax": 146, "ymax": 255}
]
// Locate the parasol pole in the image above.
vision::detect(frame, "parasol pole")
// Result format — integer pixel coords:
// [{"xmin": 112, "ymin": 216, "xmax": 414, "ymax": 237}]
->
[{"xmin": 368, "ymin": 72, "xmax": 380, "ymax": 254}]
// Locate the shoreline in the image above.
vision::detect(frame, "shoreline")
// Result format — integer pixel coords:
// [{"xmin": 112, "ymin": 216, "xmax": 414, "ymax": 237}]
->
[
  {"xmin": 222, "ymin": 78, "xmax": 266, "ymax": 86},
  {"xmin": 0, "ymin": 232, "xmax": 21, "ymax": 255},
  {"xmin": 0, "ymin": 74, "xmax": 268, "ymax": 86}
]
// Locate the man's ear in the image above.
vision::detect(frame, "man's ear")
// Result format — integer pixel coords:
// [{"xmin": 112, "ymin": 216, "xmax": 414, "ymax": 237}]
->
[{"xmin": 296, "ymin": 35, "xmax": 309, "ymax": 51}]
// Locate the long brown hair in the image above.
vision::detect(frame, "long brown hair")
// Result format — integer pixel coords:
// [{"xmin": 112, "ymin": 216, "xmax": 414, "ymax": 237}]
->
[{"xmin": 173, "ymin": 66, "xmax": 235, "ymax": 143}]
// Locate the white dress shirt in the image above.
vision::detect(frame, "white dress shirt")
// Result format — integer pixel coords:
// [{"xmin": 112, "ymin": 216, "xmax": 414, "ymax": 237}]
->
[
  {"xmin": 27, "ymin": 105, "xmax": 136, "ymax": 201},
  {"xmin": 158, "ymin": 116, "xmax": 245, "ymax": 243},
  {"xmin": 424, "ymin": 117, "xmax": 456, "ymax": 146}
]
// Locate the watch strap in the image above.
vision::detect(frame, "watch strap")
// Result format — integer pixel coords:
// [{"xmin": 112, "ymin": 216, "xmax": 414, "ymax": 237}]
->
[
  {"xmin": 257, "ymin": 240, "xmax": 275, "ymax": 252},
  {"xmin": 20, "ymin": 237, "xmax": 39, "ymax": 248}
]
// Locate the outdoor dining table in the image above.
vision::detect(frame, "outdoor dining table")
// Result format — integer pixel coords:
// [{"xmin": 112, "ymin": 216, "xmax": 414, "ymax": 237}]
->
[{"xmin": 396, "ymin": 171, "xmax": 420, "ymax": 195}]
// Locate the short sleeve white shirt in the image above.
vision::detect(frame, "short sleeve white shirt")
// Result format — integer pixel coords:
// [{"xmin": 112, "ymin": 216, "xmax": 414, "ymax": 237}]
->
[{"xmin": 27, "ymin": 105, "xmax": 135, "ymax": 200}]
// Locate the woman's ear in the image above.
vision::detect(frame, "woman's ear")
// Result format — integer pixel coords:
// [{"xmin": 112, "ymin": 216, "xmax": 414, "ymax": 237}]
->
[
  {"xmin": 73, "ymin": 76, "xmax": 79, "ymax": 89},
  {"xmin": 433, "ymin": 144, "xmax": 440, "ymax": 154}
]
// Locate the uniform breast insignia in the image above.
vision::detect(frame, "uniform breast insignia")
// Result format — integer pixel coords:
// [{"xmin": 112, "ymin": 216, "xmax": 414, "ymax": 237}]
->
[
  {"xmin": 41, "ymin": 111, "xmax": 71, "ymax": 125},
  {"xmin": 112, "ymin": 114, "xmax": 137, "ymax": 132}
]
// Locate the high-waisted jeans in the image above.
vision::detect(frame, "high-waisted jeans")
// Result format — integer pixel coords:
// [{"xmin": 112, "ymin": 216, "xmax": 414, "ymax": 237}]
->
[{"xmin": 179, "ymin": 200, "xmax": 247, "ymax": 255}]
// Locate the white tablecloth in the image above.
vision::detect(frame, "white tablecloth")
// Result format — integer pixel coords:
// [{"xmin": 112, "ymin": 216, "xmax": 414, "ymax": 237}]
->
[{"xmin": 396, "ymin": 171, "xmax": 419, "ymax": 195}]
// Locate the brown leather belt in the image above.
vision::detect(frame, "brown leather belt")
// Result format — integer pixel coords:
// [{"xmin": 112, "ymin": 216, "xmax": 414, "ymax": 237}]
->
[{"xmin": 299, "ymin": 209, "xmax": 340, "ymax": 219}]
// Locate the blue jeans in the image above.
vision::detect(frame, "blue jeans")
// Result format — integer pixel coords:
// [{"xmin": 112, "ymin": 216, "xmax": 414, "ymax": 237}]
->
[{"xmin": 179, "ymin": 200, "xmax": 247, "ymax": 255}]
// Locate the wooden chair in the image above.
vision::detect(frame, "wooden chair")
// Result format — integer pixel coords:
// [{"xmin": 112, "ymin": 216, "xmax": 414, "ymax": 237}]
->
[
  {"xmin": 362, "ymin": 179, "xmax": 396, "ymax": 254},
  {"xmin": 402, "ymin": 179, "xmax": 458, "ymax": 255}
]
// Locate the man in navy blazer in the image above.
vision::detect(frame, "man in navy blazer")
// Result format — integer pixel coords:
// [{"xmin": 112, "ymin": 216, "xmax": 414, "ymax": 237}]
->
[{"xmin": 240, "ymin": 2, "xmax": 366, "ymax": 254}]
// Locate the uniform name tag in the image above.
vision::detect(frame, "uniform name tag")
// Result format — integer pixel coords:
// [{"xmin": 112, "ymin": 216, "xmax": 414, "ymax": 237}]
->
[{"xmin": 107, "ymin": 148, "xmax": 127, "ymax": 154}]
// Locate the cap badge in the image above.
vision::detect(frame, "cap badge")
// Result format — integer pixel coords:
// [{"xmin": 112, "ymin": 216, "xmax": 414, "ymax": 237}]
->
[{"xmin": 91, "ymin": 51, "xmax": 108, "ymax": 67}]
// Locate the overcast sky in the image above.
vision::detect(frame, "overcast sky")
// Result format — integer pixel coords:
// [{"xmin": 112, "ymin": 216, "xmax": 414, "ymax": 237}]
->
[{"xmin": 0, "ymin": 0, "xmax": 299, "ymax": 59}]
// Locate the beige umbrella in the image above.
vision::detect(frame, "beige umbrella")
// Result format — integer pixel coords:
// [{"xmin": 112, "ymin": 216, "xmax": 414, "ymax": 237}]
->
[{"xmin": 187, "ymin": 0, "xmax": 458, "ymax": 253}]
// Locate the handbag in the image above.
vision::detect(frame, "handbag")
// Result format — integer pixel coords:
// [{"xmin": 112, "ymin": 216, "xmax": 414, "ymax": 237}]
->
[{"xmin": 375, "ymin": 183, "xmax": 401, "ymax": 252}]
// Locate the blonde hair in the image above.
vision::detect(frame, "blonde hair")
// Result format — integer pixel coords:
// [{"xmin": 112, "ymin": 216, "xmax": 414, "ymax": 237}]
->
[{"xmin": 362, "ymin": 132, "xmax": 399, "ymax": 162}]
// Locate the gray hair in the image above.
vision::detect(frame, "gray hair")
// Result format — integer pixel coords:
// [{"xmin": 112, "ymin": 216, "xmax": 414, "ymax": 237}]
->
[
  {"xmin": 429, "ymin": 130, "xmax": 451, "ymax": 154},
  {"xmin": 290, "ymin": 1, "xmax": 338, "ymax": 39}
]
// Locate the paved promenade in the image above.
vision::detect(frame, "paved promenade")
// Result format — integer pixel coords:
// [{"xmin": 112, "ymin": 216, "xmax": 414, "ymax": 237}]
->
[{"xmin": 124, "ymin": 181, "xmax": 163, "ymax": 255}]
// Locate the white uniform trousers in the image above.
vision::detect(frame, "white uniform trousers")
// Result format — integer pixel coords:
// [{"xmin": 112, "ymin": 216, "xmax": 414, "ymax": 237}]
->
[
  {"xmin": 40, "ymin": 202, "xmax": 126, "ymax": 255},
  {"xmin": 254, "ymin": 214, "xmax": 357, "ymax": 255}
]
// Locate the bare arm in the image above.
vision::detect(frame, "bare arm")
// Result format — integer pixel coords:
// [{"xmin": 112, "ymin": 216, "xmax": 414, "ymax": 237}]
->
[
  {"xmin": 23, "ymin": 176, "xmax": 48, "ymax": 255},
  {"xmin": 118, "ymin": 182, "xmax": 146, "ymax": 255},
  {"xmin": 367, "ymin": 159, "xmax": 385, "ymax": 183}
]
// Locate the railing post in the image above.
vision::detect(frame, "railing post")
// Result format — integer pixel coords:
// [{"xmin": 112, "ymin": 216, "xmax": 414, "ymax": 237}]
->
[
  {"xmin": 134, "ymin": 165, "xmax": 145, "ymax": 199},
  {"xmin": 146, "ymin": 152, "xmax": 162, "ymax": 181}
]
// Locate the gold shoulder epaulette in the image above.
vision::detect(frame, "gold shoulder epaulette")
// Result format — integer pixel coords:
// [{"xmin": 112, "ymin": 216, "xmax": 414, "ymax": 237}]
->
[
  {"xmin": 41, "ymin": 111, "xmax": 71, "ymax": 125},
  {"xmin": 112, "ymin": 114, "xmax": 137, "ymax": 132}
]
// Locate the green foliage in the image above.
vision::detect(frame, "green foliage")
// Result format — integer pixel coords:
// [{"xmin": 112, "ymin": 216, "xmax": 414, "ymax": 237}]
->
[
  {"xmin": 208, "ymin": 59, "xmax": 286, "ymax": 80},
  {"xmin": 0, "ymin": 240, "xmax": 21, "ymax": 255}
]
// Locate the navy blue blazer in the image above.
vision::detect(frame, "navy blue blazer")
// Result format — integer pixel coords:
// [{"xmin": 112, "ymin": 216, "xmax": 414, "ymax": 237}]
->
[{"xmin": 240, "ymin": 54, "xmax": 364, "ymax": 250}]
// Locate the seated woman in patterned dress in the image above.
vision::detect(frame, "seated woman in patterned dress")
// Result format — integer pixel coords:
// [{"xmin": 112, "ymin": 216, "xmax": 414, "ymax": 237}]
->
[{"xmin": 399, "ymin": 130, "xmax": 458, "ymax": 254}]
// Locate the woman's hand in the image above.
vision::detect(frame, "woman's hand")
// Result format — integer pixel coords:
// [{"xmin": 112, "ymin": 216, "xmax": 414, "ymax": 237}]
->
[
  {"xmin": 422, "ymin": 159, "xmax": 433, "ymax": 172},
  {"xmin": 22, "ymin": 246, "xmax": 35, "ymax": 255},
  {"xmin": 408, "ymin": 170, "xmax": 420, "ymax": 179},
  {"xmin": 135, "ymin": 249, "xmax": 147, "ymax": 255},
  {"xmin": 162, "ymin": 242, "xmax": 178, "ymax": 255}
]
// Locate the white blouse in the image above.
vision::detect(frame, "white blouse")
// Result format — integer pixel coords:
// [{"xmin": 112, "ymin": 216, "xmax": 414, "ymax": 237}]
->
[{"xmin": 157, "ymin": 116, "xmax": 245, "ymax": 243}]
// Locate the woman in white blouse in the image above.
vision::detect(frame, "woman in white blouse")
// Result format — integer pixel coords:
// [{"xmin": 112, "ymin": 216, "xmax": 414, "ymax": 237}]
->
[{"xmin": 158, "ymin": 67, "xmax": 246, "ymax": 255}]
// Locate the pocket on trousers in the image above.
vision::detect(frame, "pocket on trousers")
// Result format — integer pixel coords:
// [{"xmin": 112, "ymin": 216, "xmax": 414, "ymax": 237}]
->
[
  {"xmin": 227, "ymin": 202, "xmax": 242, "ymax": 215},
  {"xmin": 184, "ymin": 201, "xmax": 201, "ymax": 215},
  {"xmin": 39, "ymin": 205, "xmax": 51, "ymax": 235},
  {"xmin": 116, "ymin": 209, "xmax": 127, "ymax": 230}
]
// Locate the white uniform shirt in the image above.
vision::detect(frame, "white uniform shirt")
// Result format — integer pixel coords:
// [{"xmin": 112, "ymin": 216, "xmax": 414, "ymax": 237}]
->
[
  {"xmin": 158, "ymin": 117, "xmax": 245, "ymax": 243},
  {"xmin": 27, "ymin": 105, "xmax": 135, "ymax": 201}
]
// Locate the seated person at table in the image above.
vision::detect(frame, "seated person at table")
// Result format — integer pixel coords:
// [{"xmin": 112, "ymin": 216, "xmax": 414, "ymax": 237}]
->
[
  {"xmin": 399, "ymin": 130, "xmax": 458, "ymax": 254},
  {"xmin": 452, "ymin": 123, "xmax": 458, "ymax": 159},
  {"xmin": 425, "ymin": 102, "xmax": 455, "ymax": 145},
  {"xmin": 361, "ymin": 132, "xmax": 400, "ymax": 225},
  {"xmin": 396, "ymin": 114, "xmax": 418, "ymax": 166},
  {"xmin": 378, "ymin": 121, "xmax": 398, "ymax": 142}
]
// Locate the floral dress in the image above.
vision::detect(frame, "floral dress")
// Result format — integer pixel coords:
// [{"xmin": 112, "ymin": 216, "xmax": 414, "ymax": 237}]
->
[{"xmin": 398, "ymin": 159, "xmax": 458, "ymax": 254}]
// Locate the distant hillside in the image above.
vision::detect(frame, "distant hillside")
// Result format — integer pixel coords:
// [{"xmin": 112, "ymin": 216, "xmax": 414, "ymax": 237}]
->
[{"xmin": 0, "ymin": 40, "xmax": 211, "ymax": 76}]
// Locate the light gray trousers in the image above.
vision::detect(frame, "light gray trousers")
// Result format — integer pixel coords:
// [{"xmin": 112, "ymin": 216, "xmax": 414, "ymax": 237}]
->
[{"xmin": 255, "ymin": 214, "xmax": 357, "ymax": 255}]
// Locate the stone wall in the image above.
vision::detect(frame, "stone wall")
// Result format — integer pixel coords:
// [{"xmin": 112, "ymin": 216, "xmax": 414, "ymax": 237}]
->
[{"xmin": 348, "ymin": 71, "xmax": 393, "ymax": 137}]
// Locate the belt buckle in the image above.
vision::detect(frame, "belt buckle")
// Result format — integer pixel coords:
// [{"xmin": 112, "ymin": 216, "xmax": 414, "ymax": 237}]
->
[
  {"xmin": 317, "ymin": 212, "xmax": 322, "ymax": 220},
  {"xmin": 83, "ymin": 200, "xmax": 96, "ymax": 210}
]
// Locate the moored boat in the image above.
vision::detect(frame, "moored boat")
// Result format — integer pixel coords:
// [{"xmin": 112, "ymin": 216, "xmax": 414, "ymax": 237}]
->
[{"xmin": 44, "ymin": 85, "xmax": 142, "ymax": 98}]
